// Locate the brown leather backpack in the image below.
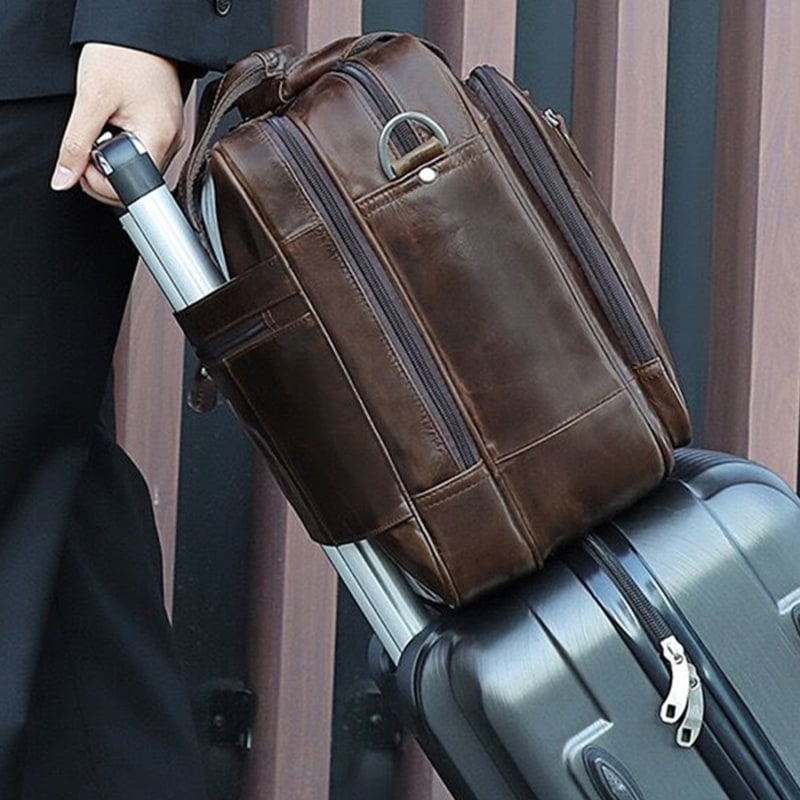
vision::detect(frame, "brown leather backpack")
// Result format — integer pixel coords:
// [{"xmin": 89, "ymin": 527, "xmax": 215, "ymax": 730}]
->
[{"xmin": 177, "ymin": 32, "xmax": 691, "ymax": 606}]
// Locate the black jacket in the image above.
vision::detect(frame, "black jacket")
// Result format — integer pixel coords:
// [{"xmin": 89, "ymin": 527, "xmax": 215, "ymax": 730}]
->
[{"xmin": 0, "ymin": 0, "xmax": 270, "ymax": 100}]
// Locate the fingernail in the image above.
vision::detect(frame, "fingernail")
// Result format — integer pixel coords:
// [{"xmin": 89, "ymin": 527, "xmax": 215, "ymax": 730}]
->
[{"xmin": 50, "ymin": 165, "xmax": 74, "ymax": 191}]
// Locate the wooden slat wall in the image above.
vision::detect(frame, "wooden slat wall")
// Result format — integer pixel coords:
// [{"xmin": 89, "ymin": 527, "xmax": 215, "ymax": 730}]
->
[
  {"xmin": 113, "ymin": 273, "xmax": 183, "ymax": 607},
  {"xmin": 241, "ymin": 459, "xmax": 339, "ymax": 800},
  {"xmin": 705, "ymin": 0, "xmax": 800, "ymax": 484},
  {"xmin": 112, "ymin": 2, "xmax": 800, "ymax": 798},
  {"xmin": 426, "ymin": 0, "xmax": 517, "ymax": 77},
  {"xmin": 573, "ymin": 0, "xmax": 671, "ymax": 305},
  {"xmin": 274, "ymin": 0, "xmax": 362, "ymax": 51}
]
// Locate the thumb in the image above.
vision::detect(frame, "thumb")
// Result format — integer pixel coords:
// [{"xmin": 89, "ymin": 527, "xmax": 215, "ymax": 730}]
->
[{"xmin": 51, "ymin": 95, "xmax": 109, "ymax": 191}]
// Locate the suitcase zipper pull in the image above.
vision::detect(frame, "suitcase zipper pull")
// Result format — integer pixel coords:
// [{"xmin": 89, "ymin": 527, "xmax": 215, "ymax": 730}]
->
[
  {"xmin": 676, "ymin": 663, "xmax": 705, "ymax": 748},
  {"xmin": 583, "ymin": 536, "xmax": 706, "ymax": 747},
  {"xmin": 661, "ymin": 636, "xmax": 705, "ymax": 747},
  {"xmin": 660, "ymin": 635, "xmax": 705, "ymax": 746},
  {"xmin": 659, "ymin": 635, "xmax": 691, "ymax": 724}
]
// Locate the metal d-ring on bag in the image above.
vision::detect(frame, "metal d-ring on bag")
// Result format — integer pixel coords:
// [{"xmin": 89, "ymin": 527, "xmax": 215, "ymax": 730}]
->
[{"xmin": 377, "ymin": 111, "xmax": 450, "ymax": 180}]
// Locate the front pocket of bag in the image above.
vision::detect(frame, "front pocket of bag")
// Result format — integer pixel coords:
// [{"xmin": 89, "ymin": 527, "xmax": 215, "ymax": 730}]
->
[
  {"xmin": 359, "ymin": 136, "xmax": 630, "ymax": 462},
  {"xmin": 176, "ymin": 272, "xmax": 411, "ymax": 545}
]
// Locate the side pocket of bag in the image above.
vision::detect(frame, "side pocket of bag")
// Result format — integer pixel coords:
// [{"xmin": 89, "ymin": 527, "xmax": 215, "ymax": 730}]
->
[{"xmin": 176, "ymin": 264, "xmax": 412, "ymax": 545}]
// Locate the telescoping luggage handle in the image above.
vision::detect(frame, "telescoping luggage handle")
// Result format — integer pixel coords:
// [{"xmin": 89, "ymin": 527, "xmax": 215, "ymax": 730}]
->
[
  {"xmin": 90, "ymin": 131, "xmax": 430, "ymax": 664},
  {"xmin": 91, "ymin": 131, "xmax": 225, "ymax": 310}
]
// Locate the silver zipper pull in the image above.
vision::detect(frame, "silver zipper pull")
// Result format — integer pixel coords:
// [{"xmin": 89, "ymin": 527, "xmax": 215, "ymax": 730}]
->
[
  {"xmin": 676, "ymin": 663, "xmax": 704, "ymax": 748},
  {"xmin": 543, "ymin": 107, "xmax": 561, "ymax": 128},
  {"xmin": 542, "ymin": 107, "xmax": 592, "ymax": 177},
  {"xmin": 659, "ymin": 635, "xmax": 691, "ymax": 724}
]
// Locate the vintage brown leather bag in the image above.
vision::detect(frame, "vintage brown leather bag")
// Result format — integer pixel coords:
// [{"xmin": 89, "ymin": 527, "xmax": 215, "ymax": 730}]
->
[{"xmin": 177, "ymin": 32, "xmax": 691, "ymax": 606}]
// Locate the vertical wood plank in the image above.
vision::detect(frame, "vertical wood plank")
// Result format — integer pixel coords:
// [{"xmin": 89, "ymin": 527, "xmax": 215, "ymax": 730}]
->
[
  {"xmin": 241, "ymin": 3, "xmax": 362, "ymax": 799},
  {"xmin": 572, "ymin": 0, "xmax": 619, "ymax": 217},
  {"xmin": 113, "ymin": 104, "xmax": 195, "ymax": 611},
  {"xmin": 426, "ymin": 0, "xmax": 517, "ymax": 77},
  {"xmin": 706, "ymin": 0, "xmax": 800, "ymax": 483},
  {"xmin": 573, "ymin": 0, "xmax": 670, "ymax": 304},
  {"xmin": 275, "ymin": 0, "xmax": 362, "ymax": 51},
  {"xmin": 704, "ymin": 1, "xmax": 763, "ymax": 462},
  {"xmin": 241, "ymin": 459, "xmax": 339, "ymax": 800}
]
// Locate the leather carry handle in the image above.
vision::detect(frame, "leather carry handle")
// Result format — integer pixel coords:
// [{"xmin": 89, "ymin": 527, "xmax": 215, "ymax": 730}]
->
[
  {"xmin": 179, "ymin": 32, "xmax": 412, "ymax": 232},
  {"xmin": 179, "ymin": 43, "xmax": 296, "ymax": 232}
]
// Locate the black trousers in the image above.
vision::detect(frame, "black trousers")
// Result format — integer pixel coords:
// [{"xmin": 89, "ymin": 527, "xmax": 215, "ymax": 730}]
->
[{"xmin": 0, "ymin": 96, "xmax": 207, "ymax": 798}]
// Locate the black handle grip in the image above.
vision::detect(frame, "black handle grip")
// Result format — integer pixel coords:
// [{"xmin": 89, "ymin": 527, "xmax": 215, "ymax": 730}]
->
[{"xmin": 91, "ymin": 132, "xmax": 164, "ymax": 207}]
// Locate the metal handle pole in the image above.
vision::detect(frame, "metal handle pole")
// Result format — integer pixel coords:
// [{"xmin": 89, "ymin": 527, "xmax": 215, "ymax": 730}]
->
[{"xmin": 91, "ymin": 131, "xmax": 225, "ymax": 310}]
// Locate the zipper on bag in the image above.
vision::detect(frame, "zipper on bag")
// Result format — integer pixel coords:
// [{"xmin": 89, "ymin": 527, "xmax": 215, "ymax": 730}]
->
[
  {"xmin": 198, "ymin": 317, "xmax": 270, "ymax": 362},
  {"xmin": 542, "ymin": 107, "xmax": 593, "ymax": 177},
  {"xmin": 264, "ymin": 115, "xmax": 480, "ymax": 470},
  {"xmin": 467, "ymin": 66, "xmax": 657, "ymax": 368},
  {"xmin": 334, "ymin": 61, "xmax": 422, "ymax": 155},
  {"xmin": 583, "ymin": 534, "xmax": 705, "ymax": 747}
]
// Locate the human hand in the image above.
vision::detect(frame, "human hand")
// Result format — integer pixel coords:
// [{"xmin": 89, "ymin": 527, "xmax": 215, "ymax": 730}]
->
[{"xmin": 51, "ymin": 43, "xmax": 185, "ymax": 204}]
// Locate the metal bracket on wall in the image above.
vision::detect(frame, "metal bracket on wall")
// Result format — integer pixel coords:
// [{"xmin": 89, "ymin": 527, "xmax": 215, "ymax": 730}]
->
[
  {"xmin": 345, "ymin": 683, "xmax": 403, "ymax": 751},
  {"xmin": 209, "ymin": 686, "xmax": 257, "ymax": 751}
]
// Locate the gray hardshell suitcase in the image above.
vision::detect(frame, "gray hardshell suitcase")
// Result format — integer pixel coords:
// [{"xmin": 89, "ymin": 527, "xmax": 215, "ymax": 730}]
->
[
  {"xmin": 371, "ymin": 448, "xmax": 800, "ymax": 800},
  {"xmin": 94, "ymin": 133, "xmax": 800, "ymax": 800}
]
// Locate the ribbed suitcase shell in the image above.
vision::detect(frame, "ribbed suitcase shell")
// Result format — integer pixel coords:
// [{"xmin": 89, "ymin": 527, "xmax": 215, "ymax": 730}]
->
[{"xmin": 374, "ymin": 450, "xmax": 800, "ymax": 799}]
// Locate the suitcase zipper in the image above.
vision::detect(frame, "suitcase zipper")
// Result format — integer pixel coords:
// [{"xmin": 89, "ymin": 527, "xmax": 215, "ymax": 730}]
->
[
  {"xmin": 468, "ymin": 67, "xmax": 657, "ymax": 368},
  {"xmin": 334, "ymin": 61, "xmax": 422, "ymax": 155},
  {"xmin": 265, "ymin": 115, "xmax": 480, "ymax": 470},
  {"xmin": 583, "ymin": 534, "xmax": 705, "ymax": 747},
  {"xmin": 573, "ymin": 535, "xmax": 791, "ymax": 799},
  {"xmin": 601, "ymin": 526, "xmax": 800, "ymax": 800}
]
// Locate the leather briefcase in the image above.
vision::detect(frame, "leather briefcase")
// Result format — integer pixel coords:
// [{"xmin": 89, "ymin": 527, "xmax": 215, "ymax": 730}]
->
[{"xmin": 176, "ymin": 32, "xmax": 691, "ymax": 606}]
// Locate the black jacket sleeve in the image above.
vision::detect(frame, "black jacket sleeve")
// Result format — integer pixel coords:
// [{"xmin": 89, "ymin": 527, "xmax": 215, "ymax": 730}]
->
[
  {"xmin": 70, "ymin": 0, "xmax": 269, "ymax": 73},
  {"xmin": 0, "ymin": 0, "xmax": 271, "ymax": 101}
]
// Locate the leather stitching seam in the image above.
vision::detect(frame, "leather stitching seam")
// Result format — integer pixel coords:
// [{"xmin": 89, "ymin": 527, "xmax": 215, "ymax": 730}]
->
[{"xmin": 496, "ymin": 386, "xmax": 627, "ymax": 465}]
